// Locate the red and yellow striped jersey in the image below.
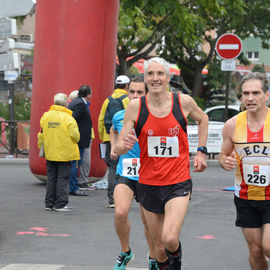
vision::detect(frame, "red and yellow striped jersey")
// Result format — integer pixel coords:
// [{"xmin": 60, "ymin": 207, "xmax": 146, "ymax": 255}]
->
[{"xmin": 233, "ymin": 110, "xmax": 270, "ymax": 200}]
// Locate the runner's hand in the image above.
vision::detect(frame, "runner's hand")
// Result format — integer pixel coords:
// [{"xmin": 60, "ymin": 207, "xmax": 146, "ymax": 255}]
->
[
  {"xmin": 193, "ymin": 152, "xmax": 207, "ymax": 172},
  {"xmin": 124, "ymin": 129, "xmax": 138, "ymax": 150},
  {"xmin": 223, "ymin": 152, "xmax": 237, "ymax": 171},
  {"xmin": 110, "ymin": 148, "xmax": 118, "ymax": 160}
]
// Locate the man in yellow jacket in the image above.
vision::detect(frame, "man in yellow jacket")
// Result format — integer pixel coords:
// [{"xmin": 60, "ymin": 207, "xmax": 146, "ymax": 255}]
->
[
  {"xmin": 98, "ymin": 75, "xmax": 130, "ymax": 207},
  {"xmin": 38, "ymin": 93, "xmax": 80, "ymax": 212}
]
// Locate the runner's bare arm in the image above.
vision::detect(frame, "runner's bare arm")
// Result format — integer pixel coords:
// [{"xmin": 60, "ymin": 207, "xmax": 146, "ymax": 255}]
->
[
  {"xmin": 110, "ymin": 126, "xmax": 119, "ymax": 160},
  {"xmin": 115, "ymin": 99, "xmax": 139, "ymax": 156},
  {"xmin": 181, "ymin": 94, "xmax": 208, "ymax": 172},
  {"xmin": 219, "ymin": 117, "xmax": 237, "ymax": 171}
]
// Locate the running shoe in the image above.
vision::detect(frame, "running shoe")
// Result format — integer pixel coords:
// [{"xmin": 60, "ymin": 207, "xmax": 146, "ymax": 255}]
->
[
  {"xmin": 87, "ymin": 183, "xmax": 97, "ymax": 190},
  {"xmin": 113, "ymin": 250, "xmax": 134, "ymax": 270},
  {"xmin": 165, "ymin": 241, "xmax": 182, "ymax": 269},
  {"xmin": 54, "ymin": 205, "xmax": 72, "ymax": 212},
  {"xmin": 106, "ymin": 203, "xmax": 115, "ymax": 208},
  {"xmin": 79, "ymin": 183, "xmax": 92, "ymax": 191},
  {"xmin": 147, "ymin": 253, "xmax": 159, "ymax": 270}
]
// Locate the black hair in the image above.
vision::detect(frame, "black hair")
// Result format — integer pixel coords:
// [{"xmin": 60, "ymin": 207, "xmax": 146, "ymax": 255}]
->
[
  {"xmin": 115, "ymin": 83, "xmax": 128, "ymax": 89},
  {"xmin": 78, "ymin": 85, "xmax": 91, "ymax": 97},
  {"xmin": 130, "ymin": 75, "xmax": 148, "ymax": 94}
]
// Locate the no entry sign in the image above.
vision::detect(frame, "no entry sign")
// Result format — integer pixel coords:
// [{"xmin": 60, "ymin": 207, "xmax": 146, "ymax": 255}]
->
[{"xmin": 215, "ymin": 33, "xmax": 242, "ymax": 60}]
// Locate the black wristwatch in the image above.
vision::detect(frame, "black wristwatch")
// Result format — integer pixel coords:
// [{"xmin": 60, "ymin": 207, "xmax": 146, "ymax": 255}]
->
[{"xmin": 197, "ymin": 146, "xmax": 208, "ymax": 154}]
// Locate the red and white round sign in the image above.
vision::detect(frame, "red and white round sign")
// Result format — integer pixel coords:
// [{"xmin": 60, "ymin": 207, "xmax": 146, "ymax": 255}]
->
[{"xmin": 215, "ymin": 33, "xmax": 242, "ymax": 60}]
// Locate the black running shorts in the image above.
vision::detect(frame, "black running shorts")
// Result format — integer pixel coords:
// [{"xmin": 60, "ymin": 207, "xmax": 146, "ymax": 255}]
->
[
  {"xmin": 137, "ymin": 179, "xmax": 192, "ymax": 214},
  {"xmin": 115, "ymin": 174, "xmax": 139, "ymax": 202},
  {"xmin": 234, "ymin": 195, "xmax": 270, "ymax": 228}
]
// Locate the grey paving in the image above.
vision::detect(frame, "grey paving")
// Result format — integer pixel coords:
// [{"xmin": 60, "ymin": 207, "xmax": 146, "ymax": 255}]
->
[
  {"xmin": 0, "ymin": 162, "xmax": 252, "ymax": 270},
  {"xmin": 0, "ymin": 265, "xmax": 146, "ymax": 270}
]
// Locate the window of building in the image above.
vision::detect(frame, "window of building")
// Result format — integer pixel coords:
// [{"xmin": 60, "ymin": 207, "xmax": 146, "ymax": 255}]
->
[
  {"xmin": 247, "ymin": 52, "xmax": 252, "ymax": 59},
  {"xmin": 246, "ymin": 51, "xmax": 259, "ymax": 60}
]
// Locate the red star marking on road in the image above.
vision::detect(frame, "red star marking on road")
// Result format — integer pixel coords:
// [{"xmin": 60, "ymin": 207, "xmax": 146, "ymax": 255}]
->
[
  {"xmin": 196, "ymin": 235, "xmax": 216, "ymax": 239},
  {"xmin": 16, "ymin": 232, "xmax": 35, "ymax": 235},
  {"xmin": 16, "ymin": 227, "xmax": 69, "ymax": 237},
  {"xmin": 28, "ymin": 227, "xmax": 48, "ymax": 231}
]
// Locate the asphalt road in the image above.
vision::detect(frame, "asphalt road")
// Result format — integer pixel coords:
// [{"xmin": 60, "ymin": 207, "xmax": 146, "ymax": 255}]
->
[{"xmin": 0, "ymin": 161, "xmax": 252, "ymax": 270}]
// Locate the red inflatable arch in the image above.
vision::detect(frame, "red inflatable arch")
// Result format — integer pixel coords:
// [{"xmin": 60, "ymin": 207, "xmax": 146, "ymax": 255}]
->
[{"xmin": 29, "ymin": 0, "xmax": 119, "ymax": 180}]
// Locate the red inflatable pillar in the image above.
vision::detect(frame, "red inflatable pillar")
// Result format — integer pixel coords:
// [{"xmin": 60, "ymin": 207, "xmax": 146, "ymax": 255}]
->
[{"xmin": 29, "ymin": 0, "xmax": 119, "ymax": 180}]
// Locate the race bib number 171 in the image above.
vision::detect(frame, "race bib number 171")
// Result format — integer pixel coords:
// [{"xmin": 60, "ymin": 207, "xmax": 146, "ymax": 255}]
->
[{"xmin": 148, "ymin": 136, "xmax": 179, "ymax": 157}]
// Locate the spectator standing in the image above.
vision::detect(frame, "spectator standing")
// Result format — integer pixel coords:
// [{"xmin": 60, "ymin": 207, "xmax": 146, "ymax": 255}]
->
[
  {"xmin": 68, "ymin": 90, "xmax": 96, "ymax": 191},
  {"xmin": 68, "ymin": 85, "xmax": 92, "ymax": 196},
  {"xmin": 68, "ymin": 90, "xmax": 78, "ymax": 104},
  {"xmin": 79, "ymin": 125, "xmax": 96, "ymax": 190},
  {"xmin": 98, "ymin": 75, "xmax": 130, "ymax": 207},
  {"xmin": 38, "ymin": 93, "xmax": 80, "ymax": 211}
]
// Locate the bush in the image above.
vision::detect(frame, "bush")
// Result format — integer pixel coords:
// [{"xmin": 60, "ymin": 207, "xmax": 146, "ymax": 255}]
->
[
  {"xmin": 0, "ymin": 102, "xmax": 8, "ymax": 120},
  {"xmin": 0, "ymin": 91, "xmax": 31, "ymax": 121}
]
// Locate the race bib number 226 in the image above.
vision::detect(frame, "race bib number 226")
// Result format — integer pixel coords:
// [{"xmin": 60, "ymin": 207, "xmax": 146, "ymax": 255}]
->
[{"xmin": 242, "ymin": 164, "xmax": 270, "ymax": 186}]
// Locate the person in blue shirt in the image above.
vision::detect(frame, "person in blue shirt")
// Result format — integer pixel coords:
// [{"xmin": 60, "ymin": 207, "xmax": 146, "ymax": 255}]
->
[{"xmin": 110, "ymin": 76, "xmax": 158, "ymax": 270}]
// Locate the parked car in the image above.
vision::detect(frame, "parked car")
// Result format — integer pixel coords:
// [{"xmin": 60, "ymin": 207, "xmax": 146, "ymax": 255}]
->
[{"xmin": 204, "ymin": 105, "xmax": 240, "ymax": 123}]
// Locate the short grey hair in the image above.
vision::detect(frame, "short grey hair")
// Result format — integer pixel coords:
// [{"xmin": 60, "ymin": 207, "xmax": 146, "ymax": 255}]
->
[
  {"xmin": 241, "ymin": 72, "xmax": 269, "ymax": 93},
  {"xmin": 54, "ymin": 93, "xmax": 68, "ymax": 106},
  {"xmin": 144, "ymin": 57, "xmax": 170, "ymax": 77},
  {"xmin": 69, "ymin": 90, "xmax": 78, "ymax": 101}
]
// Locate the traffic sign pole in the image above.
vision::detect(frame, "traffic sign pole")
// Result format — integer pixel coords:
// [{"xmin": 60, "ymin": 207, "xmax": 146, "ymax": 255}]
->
[
  {"xmin": 215, "ymin": 33, "xmax": 242, "ymax": 121},
  {"xmin": 8, "ymin": 81, "xmax": 15, "ymax": 155},
  {"xmin": 225, "ymin": 71, "xmax": 231, "ymax": 121},
  {"xmin": 0, "ymin": 11, "xmax": 21, "ymax": 157}
]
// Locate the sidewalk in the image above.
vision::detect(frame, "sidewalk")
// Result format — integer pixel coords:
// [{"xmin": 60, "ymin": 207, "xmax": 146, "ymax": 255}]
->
[
  {"xmin": 0, "ymin": 145, "xmax": 29, "ymax": 159},
  {"xmin": 0, "ymin": 146, "xmax": 28, "ymax": 164},
  {"xmin": 0, "ymin": 156, "xmax": 220, "ymax": 167}
]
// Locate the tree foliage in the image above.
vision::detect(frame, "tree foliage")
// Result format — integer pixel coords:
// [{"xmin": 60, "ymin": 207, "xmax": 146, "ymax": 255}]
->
[
  {"xmin": 117, "ymin": 0, "xmax": 270, "ymax": 98},
  {"xmin": 0, "ymin": 91, "xmax": 31, "ymax": 121},
  {"xmin": 117, "ymin": 0, "xmax": 179, "ymax": 75},
  {"xmin": 159, "ymin": 0, "xmax": 247, "ymax": 97},
  {"xmin": 252, "ymin": 64, "xmax": 266, "ymax": 73}
]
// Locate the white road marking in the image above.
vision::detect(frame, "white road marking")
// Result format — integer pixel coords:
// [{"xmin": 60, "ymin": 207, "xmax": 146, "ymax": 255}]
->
[
  {"xmin": 0, "ymin": 265, "xmax": 64, "ymax": 270},
  {"xmin": 0, "ymin": 265, "xmax": 148, "ymax": 270}
]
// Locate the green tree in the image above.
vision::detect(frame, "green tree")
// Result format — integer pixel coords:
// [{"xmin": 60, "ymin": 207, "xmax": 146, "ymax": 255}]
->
[
  {"xmin": 159, "ymin": 1, "xmax": 243, "ymax": 97},
  {"xmin": 118, "ymin": 0, "xmax": 270, "ymax": 98},
  {"xmin": 117, "ymin": 0, "xmax": 182, "ymax": 75},
  {"xmin": 0, "ymin": 91, "xmax": 31, "ymax": 121},
  {"xmin": 252, "ymin": 64, "xmax": 266, "ymax": 73},
  {"xmin": 160, "ymin": 0, "xmax": 270, "ymax": 97}
]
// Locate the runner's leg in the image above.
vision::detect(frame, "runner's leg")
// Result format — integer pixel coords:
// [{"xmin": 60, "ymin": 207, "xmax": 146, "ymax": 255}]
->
[
  {"xmin": 163, "ymin": 195, "xmax": 190, "ymax": 269},
  {"xmin": 242, "ymin": 227, "xmax": 267, "ymax": 270},
  {"xmin": 262, "ymin": 224, "xmax": 270, "ymax": 258},
  {"xmin": 141, "ymin": 207, "xmax": 167, "ymax": 263},
  {"xmin": 140, "ymin": 205, "xmax": 156, "ymax": 258},
  {"xmin": 114, "ymin": 183, "xmax": 134, "ymax": 252}
]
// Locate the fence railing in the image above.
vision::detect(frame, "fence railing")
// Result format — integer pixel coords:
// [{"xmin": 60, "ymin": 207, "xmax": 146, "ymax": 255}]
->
[{"xmin": 0, "ymin": 119, "xmax": 29, "ymax": 157}]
